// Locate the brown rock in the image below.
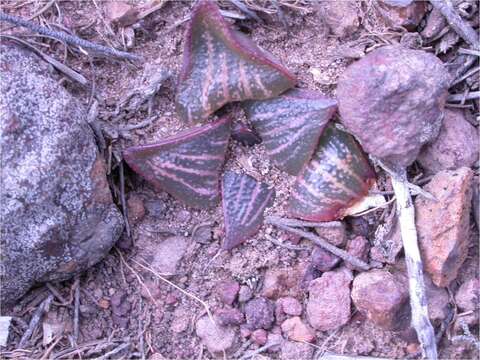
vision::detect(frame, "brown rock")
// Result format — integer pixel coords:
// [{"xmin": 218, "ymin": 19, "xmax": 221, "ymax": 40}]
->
[
  {"xmin": 421, "ymin": 7, "xmax": 447, "ymax": 39},
  {"xmin": 337, "ymin": 46, "xmax": 450, "ymax": 169},
  {"xmin": 280, "ymin": 341, "xmax": 314, "ymax": 360},
  {"xmin": 306, "ymin": 268, "xmax": 353, "ymax": 331},
  {"xmin": 345, "ymin": 236, "xmax": 370, "ymax": 271},
  {"xmin": 105, "ymin": 1, "xmax": 139, "ymax": 27},
  {"xmin": 425, "ymin": 275, "xmax": 449, "ymax": 323},
  {"xmin": 281, "ymin": 316, "xmax": 315, "ymax": 343},
  {"xmin": 245, "ymin": 298, "xmax": 275, "ymax": 330},
  {"xmin": 215, "ymin": 308, "xmax": 245, "ymax": 326},
  {"xmin": 137, "ymin": 236, "xmax": 188, "ymax": 278},
  {"xmin": 196, "ymin": 316, "xmax": 236, "ymax": 354},
  {"xmin": 315, "ymin": 222, "xmax": 346, "ymax": 246},
  {"xmin": 416, "ymin": 168, "xmax": 473, "ymax": 287},
  {"xmin": 455, "ymin": 278, "xmax": 479, "ymax": 326},
  {"xmin": 216, "ymin": 279, "xmax": 240, "ymax": 305},
  {"xmin": 251, "ymin": 329, "xmax": 268, "ymax": 346},
  {"xmin": 418, "ymin": 109, "xmax": 479, "ymax": 174},
  {"xmin": 262, "ymin": 263, "xmax": 307, "ymax": 299},
  {"xmin": 279, "ymin": 297, "xmax": 303, "ymax": 316},
  {"xmin": 127, "ymin": 194, "xmax": 145, "ymax": 225},
  {"xmin": 311, "ymin": 246, "xmax": 340, "ymax": 272},
  {"xmin": 351, "ymin": 269, "xmax": 410, "ymax": 330},
  {"xmin": 316, "ymin": 1, "xmax": 360, "ymax": 38},
  {"xmin": 378, "ymin": 0, "xmax": 427, "ymax": 30}
]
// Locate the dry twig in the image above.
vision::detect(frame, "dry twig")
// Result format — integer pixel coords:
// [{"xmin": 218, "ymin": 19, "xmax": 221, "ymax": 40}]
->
[
  {"xmin": 0, "ymin": 12, "xmax": 141, "ymax": 61},
  {"xmin": 265, "ymin": 216, "xmax": 372, "ymax": 271},
  {"xmin": 17, "ymin": 294, "xmax": 54, "ymax": 349},
  {"xmin": 429, "ymin": 0, "xmax": 479, "ymax": 48}
]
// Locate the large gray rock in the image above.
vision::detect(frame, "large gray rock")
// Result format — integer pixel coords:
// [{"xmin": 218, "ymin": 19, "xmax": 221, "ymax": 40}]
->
[{"xmin": 0, "ymin": 43, "xmax": 124, "ymax": 304}]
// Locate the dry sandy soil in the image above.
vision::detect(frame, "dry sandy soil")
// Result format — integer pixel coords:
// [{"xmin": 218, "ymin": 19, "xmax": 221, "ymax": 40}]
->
[{"xmin": 1, "ymin": 0, "xmax": 479, "ymax": 359}]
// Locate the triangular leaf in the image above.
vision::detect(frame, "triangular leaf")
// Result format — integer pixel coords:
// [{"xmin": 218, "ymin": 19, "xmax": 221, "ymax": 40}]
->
[
  {"xmin": 176, "ymin": 0, "xmax": 296, "ymax": 123},
  {"xmin": 244, "ymin": 89, "xmax": 337, "ymax": 175},
  {"xmin": 123, "ymin": 116, "xmax": 231, "ymax": 209},
  {"xmin": 288, "ymin": 124, "xmax": 375, "ymax": 221},
  {"xmin": 222, "ymin": 171, "xmax": 275, "ymax": 250}
]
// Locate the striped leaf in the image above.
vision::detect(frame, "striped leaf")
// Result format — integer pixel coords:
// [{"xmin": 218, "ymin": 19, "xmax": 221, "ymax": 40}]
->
[
  {"xmin": 176, "ymin": 0, "xmax": 296, "ymax": 123},
  {"xmin": 288, "ymin": 124, "xmax": 375, "ymax": 221},
  {"xmin": 123, "ymin": 117, "xmax": 231, "ymax": 209},
  {"xmin": 222, "ymin": 171, "xmax": 275, "ymax": 250},
  {"xmin": 244, "ymin": 89, "xmax": 337, "ymax": 175}
]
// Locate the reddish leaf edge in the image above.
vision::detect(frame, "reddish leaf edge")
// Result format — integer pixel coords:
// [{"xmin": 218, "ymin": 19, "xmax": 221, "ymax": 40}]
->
[
  {"xmin": 122, "ymin": 116, "xmax": 231, "ymax": 203},
  {"xmin": 177, "ymin": 0, "xmax": 297, "ymax": 91}
]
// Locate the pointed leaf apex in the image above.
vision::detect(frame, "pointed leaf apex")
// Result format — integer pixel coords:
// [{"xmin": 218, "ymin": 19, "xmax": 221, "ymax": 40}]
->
[
  {"xmin": 288, "ymin": 124, "xmax": 375, "ymax": 221},
  {"xmin": 222, "ymin": 171, "xmax": 275, "ymax": 250},
  {"xmin": 123, "ymin": 116, "xmax": 231, "ymax": 209},
  {"xmin": 176, "ymin": 0, "xmax": 297, "ymax": 123},
  {"xmin": 244, "ymin": 89, "xmax": 337, "ymax": 175}
]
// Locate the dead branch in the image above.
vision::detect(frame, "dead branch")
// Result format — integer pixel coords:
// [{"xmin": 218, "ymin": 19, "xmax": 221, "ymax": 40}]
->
[
  {"xmin": 448, "ymin": 91, "xmax": 480, "ymax": 102},
  {"xmin": 265, "ymin": 216, "xmax": 372, "ymax": 271},
  {"xmin": 430, "ymin": 0, "xmax": 479, "ymax": 48},
  {"xmin": 73, "ymin": 276, "xmax": 80, "ymax": 344},
  {"xmin": 0, "ymin": 12, "xmax": 141, "ymax": 61},
  {"xmin": 390, "ymin": 170, "xmax": 437, "ymax": 360},
  {"xmin": 17, "ymin": 294, "xmax": 54, "ymax": 349}
]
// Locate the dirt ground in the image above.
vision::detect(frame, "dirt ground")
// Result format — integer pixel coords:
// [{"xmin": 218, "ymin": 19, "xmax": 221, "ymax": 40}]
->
[{"xmin": 1, "ymin": 0, "xmax": 479, "ymax": 359}]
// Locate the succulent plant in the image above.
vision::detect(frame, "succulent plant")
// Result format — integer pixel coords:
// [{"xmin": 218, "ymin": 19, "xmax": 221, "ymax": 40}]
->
[
  {"xmin": 176, "ymin": 0, "xmax": 296, "ymax": 123},
  {"xmin": 222, "ymin": 171, "xmax": 275, "ymax": 250},
  {"xmin": 123, "ymin": 116, "xmax": 231, "ymax": 209},
  {"xmin": 244, "ymin": 89, "xmax": 337, "ymax": 175},
  {"xmin": 288, "ymin": 124, "xmax": 375, "ymax": 221}
]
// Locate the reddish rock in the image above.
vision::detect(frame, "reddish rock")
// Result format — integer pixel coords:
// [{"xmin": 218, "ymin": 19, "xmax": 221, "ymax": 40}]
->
[
  {"xmin": 280, "ymin": 341, "xmax": 314, "ymax": 360},
  {"xmin": 315, "ymin": 222, "xmax": 346, "ymax": 247},
  {"xmin": 215, "ymin": 308, "xmax": 245, "ymax": 326},
  {"xmin": 196, "ymin": 316, "xmax": 236, "ymax": 354},
  {"xmin": 281, "ymin": 316, "xmax": 315, "ymax": 343},
  {"xmin": 311, "ymin": 246, "xmax": 340, "ymax": 272},
  {"xmin": 416, "ymin": 168, "xmax": 474, "ymax": 287},
  {"xmin": 351, "ymin": 269, "xmax": 410, "ymax": 330},
  {"xmin": 251, "ymin": 329, "xmax": 268, "ymax": 346},
  {"xmin": 337, "ymin": 46, "xmax": 450, "ymax": 168},
  {"xmin": 418, "ymin": 109, "xmax": 479, "ymax": 174},
  {"xmin": 279, "ymin": 297, "xmax": 303, "ymax": 316},
  {"xmin": 316, "ymin": 1, "xmax": 360, "ymax": 38},
  {"xmin": 245, "ymin": 298, "xmax": 275, "ymax": 330},
  {"xmin": 345, "ymin": 236, "xmax": 370, "ymax": 271},
  {"xmin": 106, "ymin": 1, "xmax": 138, "ymax": 27},
  {"xmin": 216, "ymin": 279, "xmax": 240, "ymax": 306},
  {"xmin": 238, "ymin": 285, "xmax": 253, "ymax": 303},
  {"xmin": 262, "ymin": 263, "xmax": 307, "ymax": 299},
  {"xmin": 240, "ymin": 325, "xmax": 251, "ymax": 338},
  {"xmin": 306, "ymin": 268, "xmax": 353, "ymax": 331},
  {"xmin": 378, "ymin": 0, "xmax": 427, "ymax": 30}
]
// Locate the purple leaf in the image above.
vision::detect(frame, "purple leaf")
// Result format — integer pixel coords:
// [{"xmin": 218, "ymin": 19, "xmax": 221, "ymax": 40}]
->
[
  {"xmin": 176, "ymin": 0, "xmax": 296, "ymax": 123},
  {"xmin": 244, "ymin": 89, "xmax": 337, "ymax": 175},
  {"xmin": 123, "ymin": 116, "xmax": 231, "ymax": 209},
  {"xmin": 288, "ymin": 124, "xmax": 375, "ymax": 221},
  {"xmin": 222, "ymin": 171, "xmax": 275, "ymax": 250}
]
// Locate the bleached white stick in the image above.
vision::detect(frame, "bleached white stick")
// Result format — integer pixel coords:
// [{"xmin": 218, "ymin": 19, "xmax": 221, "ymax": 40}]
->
[{"xmin": 391, "ymin": 171, "xmax": 437, "ymax": 360}]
